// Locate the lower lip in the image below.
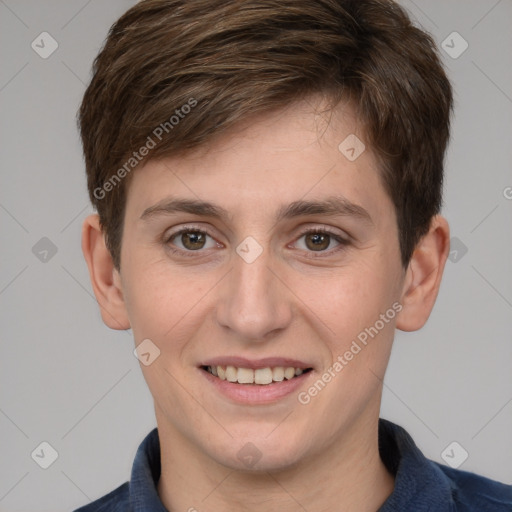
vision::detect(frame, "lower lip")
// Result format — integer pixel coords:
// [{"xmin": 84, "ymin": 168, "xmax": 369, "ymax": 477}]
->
[{"xmin": 200, "ymin": 368, "xmax": 312, "ymax": 404}]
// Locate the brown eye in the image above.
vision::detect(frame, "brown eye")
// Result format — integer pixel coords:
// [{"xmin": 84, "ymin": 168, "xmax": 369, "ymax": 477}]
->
[
  {"xmin": 304, "ymin": 232, "xmax": 331, "ymax": 251},
  {"xmin": 293, "ymin": 228, "xmax": 349, "ymax": 257},
  {"xmin": 166, "ymin": 228, "xmax": 218, "ymax": 253},
  {"xmin": 180, "ymin": 231, "xmax": 207, "ymax": 250}
]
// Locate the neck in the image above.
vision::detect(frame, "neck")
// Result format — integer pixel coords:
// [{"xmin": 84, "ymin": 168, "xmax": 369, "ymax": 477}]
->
[{"xmin": 156, "ymin": 408, "xmax": 394, "ymax": 512}]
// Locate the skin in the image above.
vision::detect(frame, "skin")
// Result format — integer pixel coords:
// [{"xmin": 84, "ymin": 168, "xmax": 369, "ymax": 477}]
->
[{"xmin": 82, "ymin": 96, "xmax": 450, "ymax": 512}]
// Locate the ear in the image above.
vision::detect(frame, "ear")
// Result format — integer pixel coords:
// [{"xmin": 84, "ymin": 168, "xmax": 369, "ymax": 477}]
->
[
  {"xmin": 81, "ymin": 214, "xmax": 130, "ymax": 330},
  {"xmin": 396, "ymin": 215, "xmax": 450, "ymax": 332}
]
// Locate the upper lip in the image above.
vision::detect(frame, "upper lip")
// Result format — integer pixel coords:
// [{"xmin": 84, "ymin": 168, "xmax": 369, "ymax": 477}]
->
[{"xmin": 199, "ymin": 356, "xmax": 313, "ymax": 370}]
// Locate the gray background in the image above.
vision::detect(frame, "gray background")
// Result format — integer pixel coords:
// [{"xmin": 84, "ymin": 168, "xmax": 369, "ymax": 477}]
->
[{"xmin": 0, "ymin": 0, "xmax": 511, "ymax": 510}]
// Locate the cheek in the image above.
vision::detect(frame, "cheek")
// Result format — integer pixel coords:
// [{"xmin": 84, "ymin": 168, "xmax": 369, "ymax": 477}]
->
[
  {"xmin": 296, "ymin": 262, "xmax": 397, "ymax": 340},
  {"xmin": 123, "ymin": 261, "xmax": 215, "ymax": 344}
]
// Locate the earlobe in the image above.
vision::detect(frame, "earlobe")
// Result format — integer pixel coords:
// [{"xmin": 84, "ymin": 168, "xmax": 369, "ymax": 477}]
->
[
  {"xmin": 396, "ymin": 215, "xmax": 450, "ymax": 332},
  {"xmin": 81, "ymin": 214, "xmax": 131, "ymax": 330}
]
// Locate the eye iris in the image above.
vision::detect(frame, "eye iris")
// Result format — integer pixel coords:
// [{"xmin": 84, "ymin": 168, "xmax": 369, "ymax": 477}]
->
[
  {"xmin": 306, "ymin": 232, "xmax": 330, "ymax": 251},
  {"xmin": 182, "ymin": 231, "xmax": 206, "ymax": 250}
]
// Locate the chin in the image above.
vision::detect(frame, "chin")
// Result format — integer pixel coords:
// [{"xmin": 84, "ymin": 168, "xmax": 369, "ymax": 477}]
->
[{"xmin": 205, "ymin": 432, "xmax": 308, "ymax": 473}]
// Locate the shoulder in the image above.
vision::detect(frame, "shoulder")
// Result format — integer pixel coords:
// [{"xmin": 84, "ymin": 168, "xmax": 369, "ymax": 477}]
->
[
  {"xmin": 378, "ymin": 419, "xmax": 512, "ymax": 511},
  {"xmin": 73, "ymin": 482, "xmax": 130, "ymax": 512},
  {"xmin": 436, "ymin": 463, "xmax": 512, "ymax": 511},
  {"xmin": 72, "ymin": 428, "xmax": 162, "ymax": 512}
]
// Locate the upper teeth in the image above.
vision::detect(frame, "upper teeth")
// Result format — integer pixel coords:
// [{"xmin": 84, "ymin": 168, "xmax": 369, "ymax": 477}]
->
[{"xmin": 207, "ymin": 365, "xmax": 305, "ymax": 385}]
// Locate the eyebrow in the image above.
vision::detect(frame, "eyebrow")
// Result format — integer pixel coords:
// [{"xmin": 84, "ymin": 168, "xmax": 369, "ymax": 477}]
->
[{"xmin": 140, "ymin": 195, "xmax": 373, "ymax": 225}]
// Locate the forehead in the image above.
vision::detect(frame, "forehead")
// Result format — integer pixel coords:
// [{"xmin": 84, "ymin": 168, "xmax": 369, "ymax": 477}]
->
[{"xmin": 124, "ymin": 97, "xmax": 394, "ymax": 228}]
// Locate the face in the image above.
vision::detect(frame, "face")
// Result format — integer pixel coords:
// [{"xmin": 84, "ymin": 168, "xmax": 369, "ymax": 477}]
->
[{"xmin": 116, "ymin": 98, "xmax": 406, "ymax": 471}]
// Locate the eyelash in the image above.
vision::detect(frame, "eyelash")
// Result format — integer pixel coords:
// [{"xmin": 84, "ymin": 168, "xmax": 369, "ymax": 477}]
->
[{"xmin": 164, "ymin": 225, "xmax": 350, "ymax": 259}]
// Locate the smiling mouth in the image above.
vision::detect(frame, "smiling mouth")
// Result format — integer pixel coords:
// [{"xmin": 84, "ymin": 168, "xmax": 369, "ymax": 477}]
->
[{"xmin": 201, "ymin": 365, "xmax": 313, "ymax": 385}]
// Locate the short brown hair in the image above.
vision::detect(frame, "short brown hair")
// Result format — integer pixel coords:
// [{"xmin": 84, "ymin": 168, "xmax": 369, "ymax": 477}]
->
[{"xmin": 79, "ymin": 0, "xmax": 453, "ymax": 269}]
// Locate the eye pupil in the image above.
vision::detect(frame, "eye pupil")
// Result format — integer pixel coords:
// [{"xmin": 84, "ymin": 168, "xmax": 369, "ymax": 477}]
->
[
  {"xmin": 183, "ymin": 231, "xmax": 205, "ymax": 250},
  {"xmin": 306, "ymin": 233, "xmax": 330, "ymax": 251}
]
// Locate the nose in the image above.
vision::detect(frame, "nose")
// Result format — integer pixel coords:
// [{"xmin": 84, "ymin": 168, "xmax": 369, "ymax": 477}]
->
[{"xmin": 215, "ymin": 241, "xmax": 293, "ymax": 342}]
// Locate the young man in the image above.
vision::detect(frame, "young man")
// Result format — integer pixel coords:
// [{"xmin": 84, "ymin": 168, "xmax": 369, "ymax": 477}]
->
[{"xmin": 76, "ymin": 0, "xmax": 512, "ymax": 510}]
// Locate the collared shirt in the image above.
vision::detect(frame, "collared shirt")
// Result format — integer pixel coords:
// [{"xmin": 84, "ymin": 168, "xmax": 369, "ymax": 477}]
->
[{"xmin": 74, "ymin": 419, "xmax": 512, "ymax": 511}]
